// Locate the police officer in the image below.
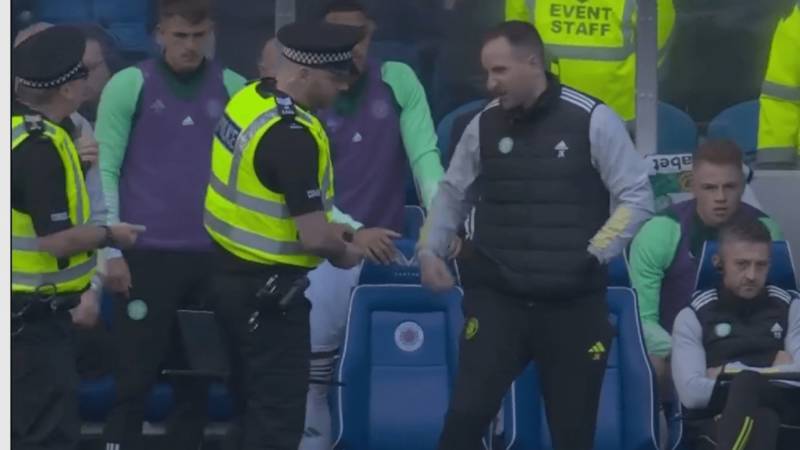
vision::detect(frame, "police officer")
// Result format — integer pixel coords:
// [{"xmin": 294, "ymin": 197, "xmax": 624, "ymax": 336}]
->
[
  {"xmin": 11, "ymin": 26, "xmax": 142, "ymax": 450},
  {"xmin": 418, "ymin": 21, "xmax": 654, "ymax": 450},
  {"xmin": 203, "ymin": 22, "xmax": 364, "ymax": 449},
  {"xmin": 672, "ymin": 218, "xmax": 800, "ymax": 450}
]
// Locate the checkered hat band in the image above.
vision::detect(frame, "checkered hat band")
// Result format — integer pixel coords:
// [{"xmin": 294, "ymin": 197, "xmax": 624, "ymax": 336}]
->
[
  {"xmin": 18, "ymin": 61, "xmax": 87, "ymax": 89},
  {"xmin": 282, "ymin": 47, "xmax": 352, "ymax": 66}
]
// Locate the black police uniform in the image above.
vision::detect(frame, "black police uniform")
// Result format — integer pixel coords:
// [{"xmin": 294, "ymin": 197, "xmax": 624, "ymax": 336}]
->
[
  {"xmin": 210, "ymin": 22, "xmax": 362, "ymax": 450},
  {"xmin": 685, "ymin": 286, "xmax": 800, "ymax": 450},
  {"xmin": 11, "ymin": 26, "xmax": 91, "ymax": 450}
]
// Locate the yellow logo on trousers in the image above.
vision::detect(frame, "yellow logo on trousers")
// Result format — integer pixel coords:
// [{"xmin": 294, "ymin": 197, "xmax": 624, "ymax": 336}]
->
[
  {"xmin": 588, "ymin": 341, "xmax": 606, "ymax": 361},
  {"xmin": 465, "ymin": 318, "xmax": 479, "ymax": 340}
]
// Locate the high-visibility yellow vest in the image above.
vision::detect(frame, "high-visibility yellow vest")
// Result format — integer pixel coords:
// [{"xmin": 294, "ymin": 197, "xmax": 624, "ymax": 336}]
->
[
  {"xmin": 11, "ymin": 115, "xmax": 96, "ymax": 294},
  {"xmin": 506, "ymin": 0, "xmax": 675, "ymax": 121},
  {"xmin": 204, "ymin": 83, "xmax": 335, "ymax": 268},
  {"xmin": 757, "ymin": 4, "xmax": 800, "ymax": 165}
]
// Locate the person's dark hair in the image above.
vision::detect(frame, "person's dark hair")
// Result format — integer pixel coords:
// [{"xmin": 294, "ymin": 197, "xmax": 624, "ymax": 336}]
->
[
  {"xmin": 159, "ymin": 0, "xmax": 213, "ymax": 24},
  {"xmin": 483, "ymin": 20, "xmax": 545, "ymax": 65},
  {"xmin": 75, "ymin": 23, "xmax": 124, "ymax": 72},
  {"xmin": 693, "ymin": 139, "xmax": 744, "ymax": 170},
  {"xmin": 718, "ymin": 217, "xmax": 772, "ymax": 249},
  {"xmin": 323, "ymin": 0, "xmax": 370, "ymax": 17}
]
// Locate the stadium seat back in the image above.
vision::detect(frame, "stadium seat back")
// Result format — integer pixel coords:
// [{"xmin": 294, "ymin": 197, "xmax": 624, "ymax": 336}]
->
[
  {"xmin": 503, "ymin": 287, "xmax": 658, "ymax": 450},
  {"xmin": 80, "ymin": 377, "xmax": 175, "ymax": 423},
  {"xmin": 403, "ymin": 205, "xmax": 426, "ymax": 240},
  {"xmin": 34, "ymin": 0, "xmax": 93, "ymax": 23},
  {"xmin": 371, "ymin": 41, "xmax": 421, "ymax": 72},
  {"xmin": 358, "ymin": 239, "xmax": 459, "ymax": 285},
  {"xmin": 608, "ymin": 251, "xmax": 631, "ymax": 287},
  {"xmin": 658, "ymin": 102, "xmax": 698, "ymax": 155},
  {"xmin": 436, "ymin": 100, "xmax": 488, "ymax": 167},
  {"xmin": 707, "ymin": 100, "xmax": 759, "ymax": 162},
  {"xmin": 332, "ymin": 285, "xmax": 464, "ymax": 450},
  {"xmin": 695, "ymin": 240, "xmax": 798, "ymax": 291}
]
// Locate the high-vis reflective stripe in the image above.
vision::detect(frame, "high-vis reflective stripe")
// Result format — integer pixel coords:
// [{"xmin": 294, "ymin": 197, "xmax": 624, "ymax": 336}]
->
[
  {"xmin": 11, "ymin": 121, "xmax": 59, "ymax": 142},
  {"xmin": 12, "ymin": 115, "xmax": 95, "ymax": 293},
  {"xmin": 204, "ymin": 211, "xmax": 304, "ymax": 255},
  {"xmin": 762, "ymin": 80, "xmax": 800, "ymax": 101},
  {"xmin": 526, "ymin": 0, "xmax": 636, "ymax": 61},
  {"xmin": 11, "ymin": 236, "xmax": 40, "ymax": 251},
  {"xmin": 227, "ymin": 109, "xmax": 281, "ymax": 192},
  {"xmin": 205, "ymin": 83, "xmax": 335, "ymax": 268},
  {"xmin": 209, "ymin": 162, "xmax": 333, "ymax": 219},
  {"xmin": 11, "ymin": 122, "xmax": 89, "ymax": 226},
  {"xmin": 12, "ymin": 254, "xmax": 97, "ymax": 287},
  {"xmin": 757, "ymin": 5, "xmax": 800, "ymax": 158}
]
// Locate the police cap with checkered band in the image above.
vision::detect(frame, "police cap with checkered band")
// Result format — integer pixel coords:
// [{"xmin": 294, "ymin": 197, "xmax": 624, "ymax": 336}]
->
[
  {"xmin": 14, "ymin": 26, "xmax": 88, "ymax": 89},
  {"xmin": 276, "ymin": 21, "xmax": 364, "ymax": 74}
]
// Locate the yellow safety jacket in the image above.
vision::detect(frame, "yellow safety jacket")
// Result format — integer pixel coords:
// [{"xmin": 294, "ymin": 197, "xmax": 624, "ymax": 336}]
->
[
  {"xmin": 11, "ymin": 115, "xmax": 96, "ymax": 294},
  {"xmin": 204, "ymin": 83, "xmax": 335, "ymax": 268},
  {"xmin": 506, "ymin": 0, "xmax": 675, "ymax": 121},
  {"xmin": 758, "ymin": 4, "xmax": 800, "ymax": 166}
]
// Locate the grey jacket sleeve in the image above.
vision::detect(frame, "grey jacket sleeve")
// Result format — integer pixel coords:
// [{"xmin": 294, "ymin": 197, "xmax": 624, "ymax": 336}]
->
[
  {"xmin": 782, "ymin": 300, "xmax": 800, "ymax": 370},
  {"xmin": 71, "ymin": 113, "xmax": 122, "ymax": 280},
  {"xmin": 417, "ymin": 109, "xmax": 483, "ymax": 258},
  {"xmin": 671, "ymin": 307, "xmax": 717, "ymax": 409},
  {"xmin": 587, "ymin": 105, "xmax": 655, "ymax": 263}
]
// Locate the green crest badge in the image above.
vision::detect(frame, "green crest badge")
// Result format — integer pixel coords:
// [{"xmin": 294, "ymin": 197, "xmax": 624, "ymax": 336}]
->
[
  {"xmin": 465, "ymin": 317, "xmax": 479, "ymax": 340},
  {"xmin": 498, "ymin": 137, "xmax": 514, "ymax": 154},
  {"xmin": 127, "ymin": 299, "xmax": 148, "ymax": 321},
  {"xmin": 715, "ymin": 322, "xmax": 732, "ymax": 338}
]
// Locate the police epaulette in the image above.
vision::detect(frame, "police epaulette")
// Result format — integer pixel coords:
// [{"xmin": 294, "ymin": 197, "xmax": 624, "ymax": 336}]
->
[
  {"xmin": 767, "ymin": 285, "xmax": 793, "ymax": 305},
  {"xmin": 23, "ymin": 114, "xmax": 45, "ymax": 134},
  {"xmin": 275, "ymin": 94, "xmax": 296, "ymax": 118},
  {"xmin": 690, "ymin": 289, "xmax": 718, "ymax": 311}
]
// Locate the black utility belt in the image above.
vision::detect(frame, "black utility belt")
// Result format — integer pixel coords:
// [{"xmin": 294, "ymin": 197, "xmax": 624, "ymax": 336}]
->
[
  {"xmin": 11, "ymin": 292, "xmax": 81, "ymax": 320},
  {"xmin": 252, "ymin": 273, "xmax": 310, "ymax": 311}
]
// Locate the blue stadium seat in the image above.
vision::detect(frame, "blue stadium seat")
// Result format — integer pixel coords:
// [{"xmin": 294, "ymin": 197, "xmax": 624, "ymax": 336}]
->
[
  {"xmin": 658, "ymin": 102, "xmax": 698, "ymax": 155},
  {"xmin": 371, "ymin": 41, "xmax": 421, "ymax": 73},
  {"xmin": 608, "ymin": 251, "xmax": 631, "ymax": 287},
  {"xmin": 207, "ymin": 382, "xmax": 235, "ymax": 421},
  {"xmin": 404, "ymin": 205, "xmax": 425, "ymax": 240},
  {"xmin": 332, "ymin": 285, "xmax": 464, "ymax": 450},
  {"xmin": 695, "ymin": 240, "xmax": 798, "ymax": 291},
  {"xmin": 436, "ymin": 100, "xmax": 488, "ymax": 167},
  {"xmin": 79, "ymin": 377, "xmax": 175, "ymax": 423},
  {"xmin": 79, "ymin": 376, "xmax": 115, "ymax": 422},
  {"xmin": 707, "ymin": 100, "xmax": 759, "ymax": 162},
  {"xmin": 100, "ymin": 290, "xmax": 115, "ymax": 329},
  {"xmin": 34, "ymin": 0, "xmax": 153, "ymax": 54},
  {"xmin": 358, "ymin": 239, "xmax": 459, "ymax": 285},
  {"xmin": 34, "ymin": 0, "xmax": 93, "ymax": 23},
  {"xmin": 406, "ymin": 174, "xmax": 421, "ymax": 208},
  {"xmin": 502, "ymin": 287, "xmax": 659, "ymax": 450}
]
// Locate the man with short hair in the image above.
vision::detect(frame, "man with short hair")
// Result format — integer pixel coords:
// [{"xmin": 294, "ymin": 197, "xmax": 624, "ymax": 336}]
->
[
  {"xmin": 629, "ymin": 140, "xmax": 783, "ymax": 381},
  {"xmin": 258, "ymin": 37, "xmax": 280, "ymax": 79},
  {"xmin": 672, "ymin": 218, "xmax": 800, "ymax": 450},
  {"xmin": 205, "ymin": 21, "xmax": 365, "ymax": 449},
  {"xmin": 419, "ymin": 21, "xmax": 654, "ymax": 450},
  {"xmin": 95, "ymin": 1, "xmax": 247, "ymax": 448}
]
